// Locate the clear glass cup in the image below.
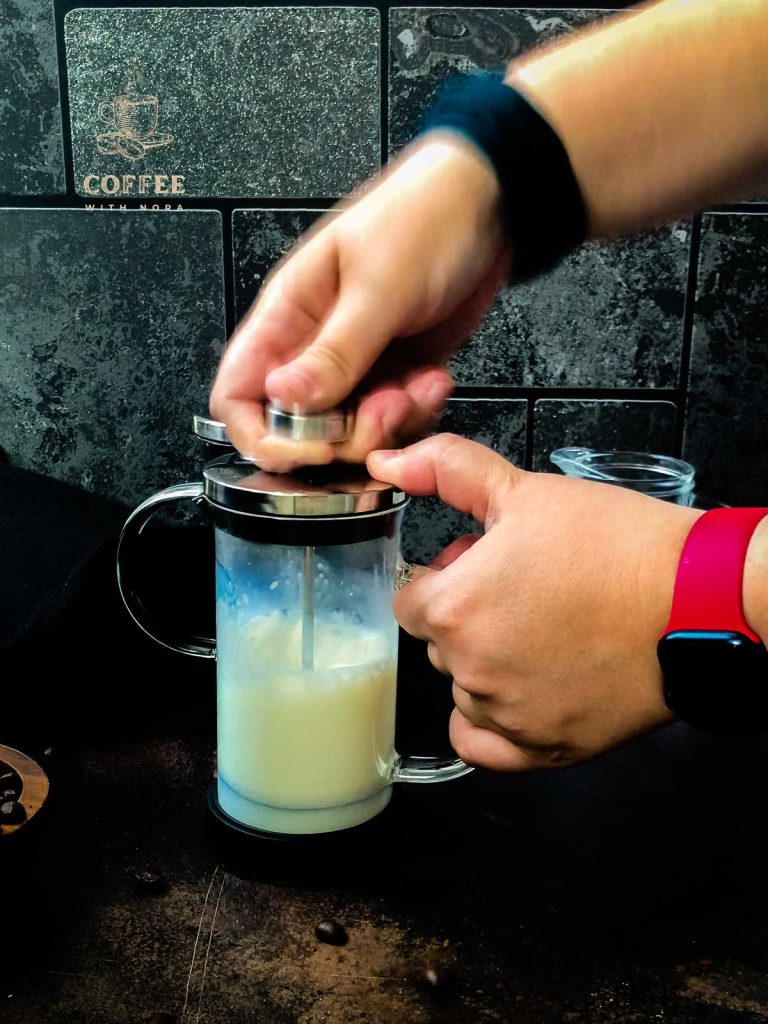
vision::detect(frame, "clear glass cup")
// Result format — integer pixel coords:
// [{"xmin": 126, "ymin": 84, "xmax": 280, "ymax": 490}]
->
[{"xmin": 550, "ymin": 447, "xmax": 696, "ymax": 506}]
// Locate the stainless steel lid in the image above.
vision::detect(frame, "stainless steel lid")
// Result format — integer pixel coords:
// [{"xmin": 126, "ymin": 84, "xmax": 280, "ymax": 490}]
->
[
  {"xmin": 192, "ymin": 404, "xmax": 354, "ymax": 447},
  {"xmin": 267, "ymin": 404, "xmax": 353, "ymax": 442},
  {"xmin": 192, "ymin": 415, "xmax": 233, "ymax": 445},
  {"xmin": 203, "ymin": 453, "xmax": 407, "ymax": 518}
]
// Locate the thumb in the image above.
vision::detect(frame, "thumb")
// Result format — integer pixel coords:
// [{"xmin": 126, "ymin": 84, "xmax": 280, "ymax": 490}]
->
[
  {"xmin": 368, "ymin": 433, "xmax": 518, "ymax": 527},
  {"xmin": 265, "ymin": 290, "xmax": 396, "ymax": 412}
]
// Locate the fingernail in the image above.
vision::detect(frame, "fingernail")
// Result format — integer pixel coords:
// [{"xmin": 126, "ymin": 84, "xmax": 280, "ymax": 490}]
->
[
  {"xmin": 424, "ymin": 380, "xmax": 451, "ymax": 408},
  {"xmin": 371, "ymin": 449, "xmax": 403, "ymax": 463},
  {"xmin": 266, "ymin": 365, "xmax": 320, "ymax": 404}
]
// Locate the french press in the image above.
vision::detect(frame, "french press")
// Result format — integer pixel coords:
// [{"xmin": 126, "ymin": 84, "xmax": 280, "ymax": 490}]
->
[{"xmin": 117, "ymin": 409, "xmax": 471, "ymax": 837}]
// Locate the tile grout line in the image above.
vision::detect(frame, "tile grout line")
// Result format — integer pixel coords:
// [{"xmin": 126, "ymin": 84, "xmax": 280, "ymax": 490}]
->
[
  {"xmin": 523, "ymin": 396, "xmax": 535, "ymax": 471},
  {"xmin": 673, "ymin": 213, "xmax": 703, "ymax": 460},
  {"xmin": 53, "ymin": 0, "xmax": 75, "ymax": 198},
  {"xmin": 221, "ymin": 208, "xmax": 236, "ymax": 339},
  {"xmin": 380, "ymin": 2, "xmax": 389, "ymax": 169}
]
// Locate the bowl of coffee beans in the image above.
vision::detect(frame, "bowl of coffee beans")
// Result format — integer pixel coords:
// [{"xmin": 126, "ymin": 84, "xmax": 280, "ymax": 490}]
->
[{"xmin": 0, "ymin": 745, "xmax": 49, "ymax": 837}]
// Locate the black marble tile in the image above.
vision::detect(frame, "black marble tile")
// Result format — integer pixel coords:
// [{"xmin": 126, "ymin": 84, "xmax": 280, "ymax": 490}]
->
[
  {"xmin": 232, "ymin": 209, "xmax": 326, "ymax": 322},
  {"xmin": 684, "ymin": 213, "xmax": 768, "ymax": 506},
  {"xmin": 389, "ymin": 7, "xmax": 601, "ymax": 154},
  {"xmin": 532, "ymin": 399, "xmax": 677, "ymax": 472},
  {"xmin": 232, "ymin": 213, "xmax": 688, "ymax": 392},
  {"xmin": 402, "ymin": 398, "xmax": 526, "ymax": 565},
  {"xmin": 0, "ymin": 209, "xmax": 226, "ymax": 506},
  {"xmin": 65, "ymin": 8, "xmax": 380, "ymax": 200},
  {"xmin": 0, "ymin": 0, "xmax": 66, "ymax": 195},
  {"xmin": 389, "ymin": 8, "xmax": 690, "ymax": 388},
  {"xmin": 451, "ymin": 226, "xmax": 690, "ymax": 388}
]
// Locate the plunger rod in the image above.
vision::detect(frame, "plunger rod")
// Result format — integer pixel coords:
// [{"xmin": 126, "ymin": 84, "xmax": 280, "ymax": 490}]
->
[{"xmin": 301, "ymin": 545, "xmax": 315, "ymax": 670}]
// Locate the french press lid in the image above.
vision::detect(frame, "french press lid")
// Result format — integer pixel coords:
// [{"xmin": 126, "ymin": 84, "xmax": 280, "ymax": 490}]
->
[
  {"xmin": 194, "ymin": 405, "xmax": 404, "ymax": 519},
  {"xmin": 193, "ymin": 403, "xmax": 353, "ymax": 448},
  {"xmin": 203, "ymin": 454, "xmax": 407, "ymax": 519}
]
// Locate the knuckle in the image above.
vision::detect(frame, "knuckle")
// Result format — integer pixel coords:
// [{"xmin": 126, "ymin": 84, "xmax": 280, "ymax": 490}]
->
[
  {"xmin": 430, "ymin": 432, "xmax": 465, "ymax": 459},
  {"xmin": 455, "ymin": 674, "xmax": 493, "ymax": 698},
  {"xmin": 518, "ymin": 730, "xmax": 575, "ymax": 769},
  {"xmin": 423, "ymin": 590, "xmax": 461, "ymax": 635},
  {"xmin": 530, "ymin": 745, "xmax": 574, "ymax": 769},
  {"xmin": 306, "ymin": 343, "xmax": 355, "ymax": 388}
]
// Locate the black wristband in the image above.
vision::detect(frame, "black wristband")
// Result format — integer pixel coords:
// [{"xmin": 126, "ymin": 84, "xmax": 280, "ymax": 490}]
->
[{"xmin": 421, "ymin": 72, "xmax": 587, "ymax": 280}]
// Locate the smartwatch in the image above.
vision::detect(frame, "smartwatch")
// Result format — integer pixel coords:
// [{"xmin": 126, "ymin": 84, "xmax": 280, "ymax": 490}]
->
[{"xmin": 658, "ymin": 507, "xmax": 768, "ymax": 731}]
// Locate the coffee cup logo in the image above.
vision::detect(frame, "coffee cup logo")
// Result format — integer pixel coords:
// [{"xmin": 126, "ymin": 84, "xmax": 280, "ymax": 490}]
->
[{"xmin": 96, "ymin": 59, "xmax": 174, "ymax": 161}]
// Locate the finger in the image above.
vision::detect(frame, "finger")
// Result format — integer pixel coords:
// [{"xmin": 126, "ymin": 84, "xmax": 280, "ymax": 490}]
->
[
  {"xmin": 210, "ymin": 263, "xmax": 331, "ymax": 456},
  {"xmin": 393, "ymin": 570, "xmax": 440, "ymax": 642},
  {"xmin": 426, "ymin": 641, "xmax": 450, "ymax": 675},
  {"xmin": 401, "ymin": 564, "xmax": 431, "ymax": 585},
  {"xmin": 209, "ymin": 398, "xmax": 267, "ymax": 462},
  {"xmin": 451, "ymin": 682, "xmax": 501, "ymax": 727},
  {"xmin": 338, "ymin": 386, "xmax": 417, "ymax": 462},
  {"xmin": 333, "ymin": 367, "xmax": 453, "ymax": 463},
  {"xmin": 265, "ymin": 287, "xmax": 399, "ymax": 413},
  {"xmin": 393, "ymin": 536, "xmax": 482, "ymax": 641},
  {"xmin": 429, "ymin": 534, "xmax": 481, "ymax": 570},
  {"xmin": 368, "ymin": 433, "xmax": 518, "ymax": 528},
  {"xmin": 400, "ymin": 367, "xmax": 454, "ymax": 438},
  {"xmin": 449, "ymin": 709, "xmax": 541, "ymax": 772},
  {"xmin": 249, "ymin": 434, "xmax": 336, "ymax": 473}
]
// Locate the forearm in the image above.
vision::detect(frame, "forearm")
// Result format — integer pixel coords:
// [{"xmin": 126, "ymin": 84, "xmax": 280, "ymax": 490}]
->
[{"xmin": 507, "ymin": 0, "xmax": 768, "ymax": 237}]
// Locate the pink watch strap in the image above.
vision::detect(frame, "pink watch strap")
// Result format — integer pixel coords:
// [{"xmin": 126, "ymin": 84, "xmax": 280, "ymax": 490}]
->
[{"xmin": 664, "ymin": 507, "xmax": 768, "ymax": 642}]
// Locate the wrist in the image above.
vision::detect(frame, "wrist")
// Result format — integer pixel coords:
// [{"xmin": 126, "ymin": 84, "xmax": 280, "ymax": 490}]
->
[
  {"xmin": 659, "ymin": 508, "xmax": 768, "ymax": 731},
  {"xmin": 389, "ymin": 133, "xmax": 506, "ymax": 241},
  {"xmin": 418, "ymin": 74, "xmax": 586, "ymax": 278}
]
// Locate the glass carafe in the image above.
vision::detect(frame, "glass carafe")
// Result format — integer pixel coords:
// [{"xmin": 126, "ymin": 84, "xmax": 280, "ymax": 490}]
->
[{"xmin": 116, "ymin": 454, "xmax": 472, "ymax": 837}]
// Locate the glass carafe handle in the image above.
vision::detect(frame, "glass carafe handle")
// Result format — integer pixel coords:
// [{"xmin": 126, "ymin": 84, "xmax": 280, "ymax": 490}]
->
[
  {"xmin": 392, "ymin": 754, "xmax": 474, "ymax": 784},
  {"xmin": 116, "ymin": 482, "xmax": 216, "ymax": 658},
  {"xmin": 392, "ymin": 561, "xmax": 474, "ymax": 785}
]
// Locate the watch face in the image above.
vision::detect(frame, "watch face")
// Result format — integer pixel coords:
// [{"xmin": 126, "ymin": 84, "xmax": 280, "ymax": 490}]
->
[{"xmin": 658, "ymin": 631, "xmax": 768, "ymax": 731}]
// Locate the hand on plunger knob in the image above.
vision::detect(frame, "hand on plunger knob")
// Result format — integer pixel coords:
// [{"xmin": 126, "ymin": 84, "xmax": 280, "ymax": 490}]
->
[{"xmin": 209, "ymin": 139, "xmax": 498, "ymax": 471}]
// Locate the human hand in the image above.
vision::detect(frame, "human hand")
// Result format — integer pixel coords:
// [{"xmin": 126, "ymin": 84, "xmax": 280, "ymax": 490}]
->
[
  {"xmin": 210, "ymin": 135, "xmax": 509, "ymax": 470},
  {"xmin": 368, "ymin": 434, "xmax": 701, "ymax": 771}
]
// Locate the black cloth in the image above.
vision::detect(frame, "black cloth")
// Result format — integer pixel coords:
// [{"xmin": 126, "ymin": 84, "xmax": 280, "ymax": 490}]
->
[
  {"xmin": 0, "ymin": 463, "xmax": 127, "ymax": 654},
  {"xmin": 0, "ymin": 464, "xmax": 214, "ymax": 747}
]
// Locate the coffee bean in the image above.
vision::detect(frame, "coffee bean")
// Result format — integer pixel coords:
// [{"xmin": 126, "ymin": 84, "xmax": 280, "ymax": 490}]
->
[
  {"xmin": 133, "ymin": 870, "xmax": 168, "ymax": 894},
  {"xmin": 0, "ymin": 800, "xmax": 26, "ymax": 826},
  {"xmin": 2, "ymin": 789, "xmax": 17, "ymax": 802},
  {"xmin": 422, "ymin": 965, "xmax": 453, "ymax": 990},
  {"xmin": 314, "ymin": 920, "xmax": 348, "ymax": 946}
]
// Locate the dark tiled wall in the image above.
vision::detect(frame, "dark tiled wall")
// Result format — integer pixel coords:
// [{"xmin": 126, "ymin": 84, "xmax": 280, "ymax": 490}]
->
[
  {"xmin": 0, "ymin": 0, "xmax": 66, "ymax": 194},
  {"xmin": 0, "ymin": 208, "xmax": 225, "ymax": 502},
  {"xmin": 2, "ymin": 3, "xmax": 767, "ymax": 563},
  {"xmin": 65, "ymin": 7, "xmax": 380, "ymax": 198}
]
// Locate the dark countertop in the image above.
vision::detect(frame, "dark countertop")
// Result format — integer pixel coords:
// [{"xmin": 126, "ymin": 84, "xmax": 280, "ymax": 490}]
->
[{"xmin": 5, "ymin": 624, "xmax": 768, "ymax": 1024}]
